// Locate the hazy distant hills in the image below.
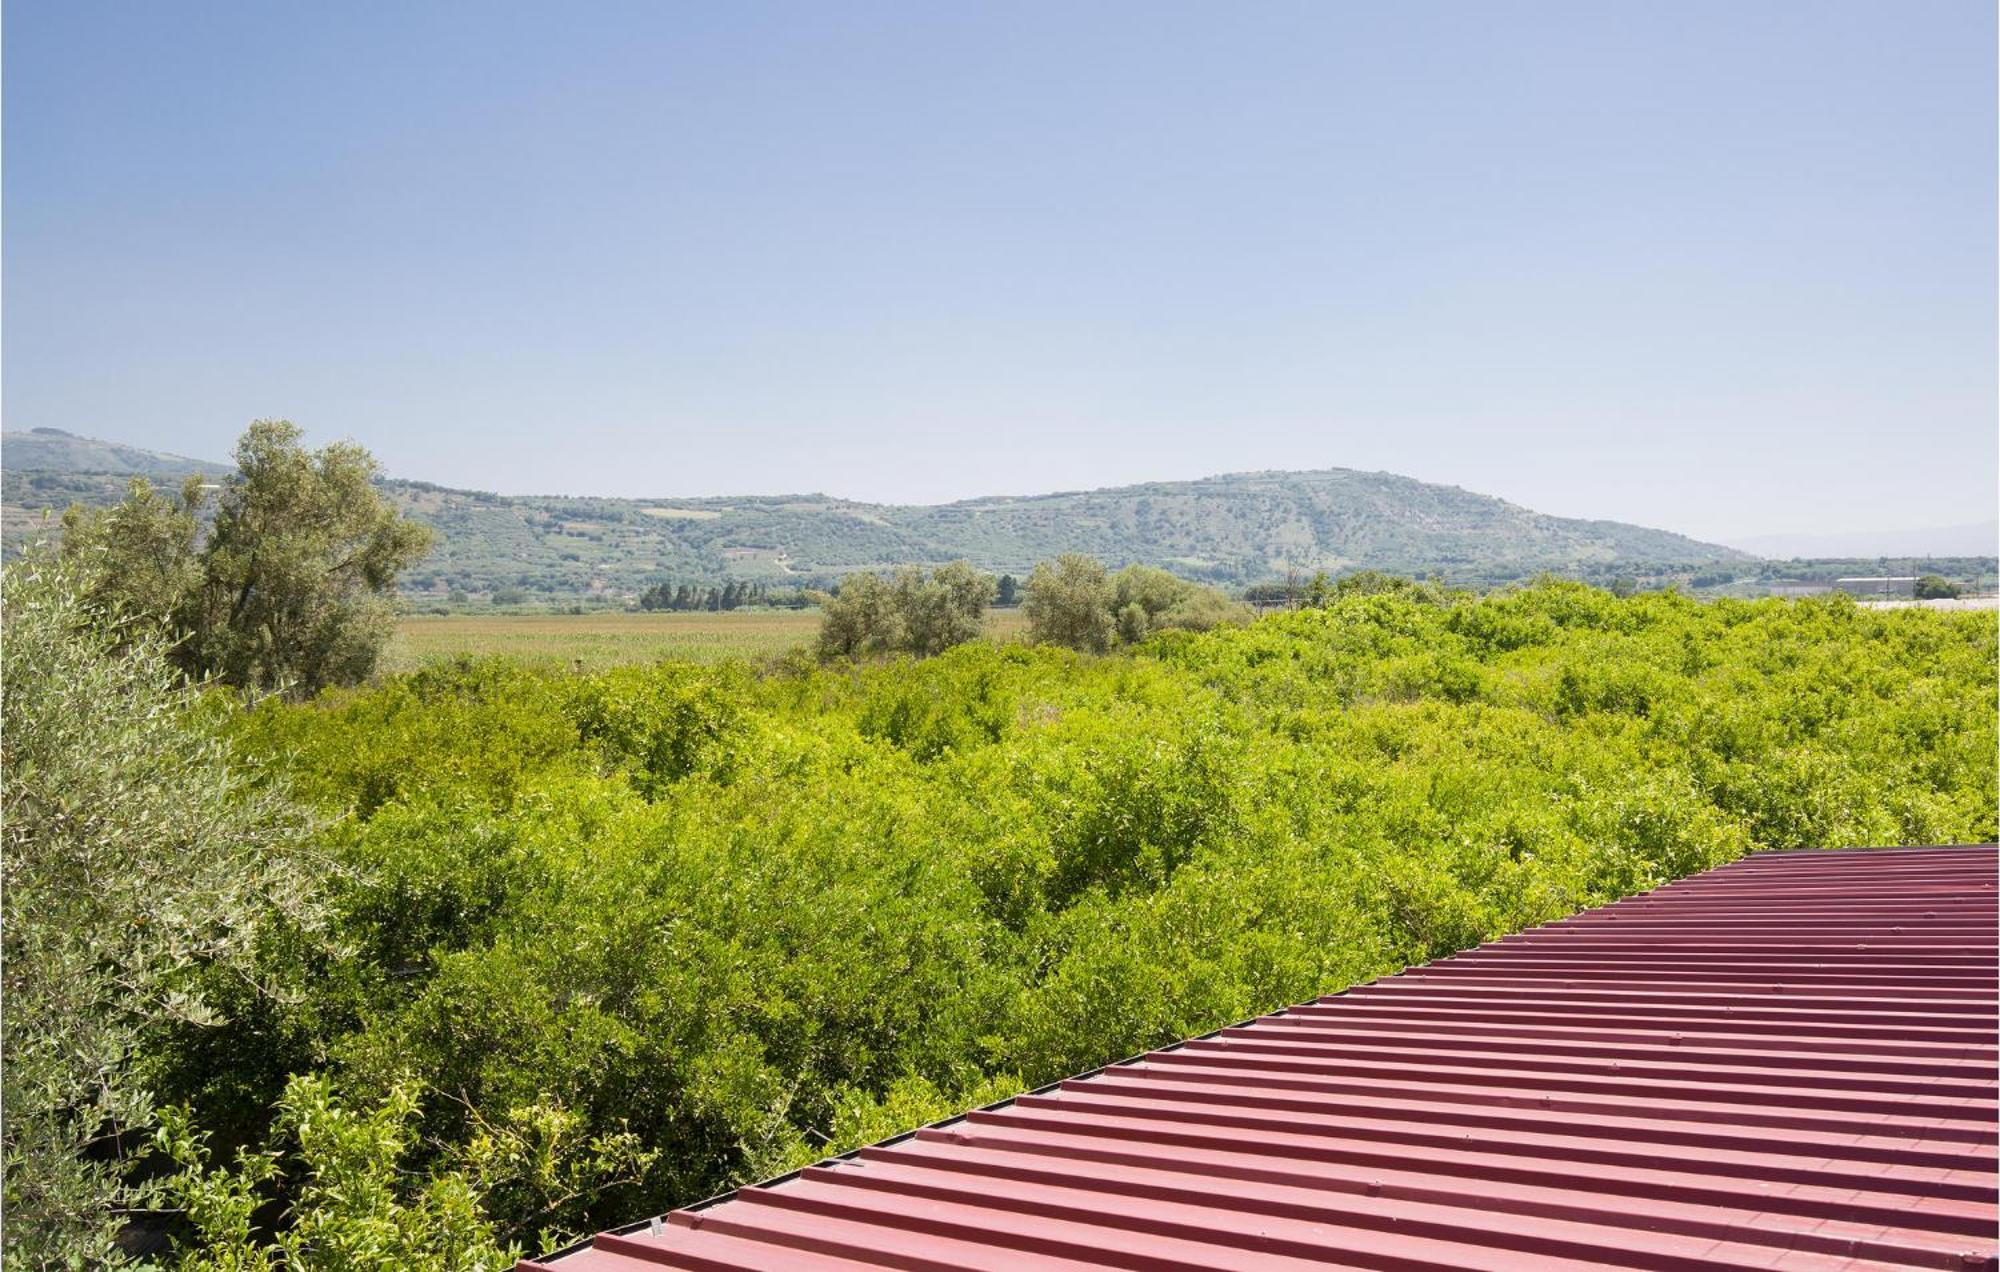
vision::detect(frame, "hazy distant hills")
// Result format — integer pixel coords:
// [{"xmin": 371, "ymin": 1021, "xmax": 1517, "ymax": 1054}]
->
[
  {"xmin": 3, "ymin": 427, "xmax": 232, "ymax": 481},
  {"xmin": 3, "ymin": 428, "xmax": 1755, "ymax": 599},
  {"xmin": 2, "ymin": 429, "xmax": 233, "ymax": 547},
  {"xmin": 1728, "ymin": 522, "xmax": 2000, "ymax": 560}
]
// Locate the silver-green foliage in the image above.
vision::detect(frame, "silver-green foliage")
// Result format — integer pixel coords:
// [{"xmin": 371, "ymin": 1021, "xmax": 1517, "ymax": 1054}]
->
[
  {"xmin": 1027, "ymin": 557, "xmax": 1250, "ymax": 651},
  {"xmin": 1, "ymin": 554, "xmax": 318, "ymax": 1268},
  {"xmin": 1022, "ymin": 554, "xmax": 1115, "ymax": 652},
  {"xmin": 816, "ymin": 562, "xmax": 994, "ymax": 659},
  {"xmin": 58, "ymin": 420, "xmax": 435, "ymax": 699}
]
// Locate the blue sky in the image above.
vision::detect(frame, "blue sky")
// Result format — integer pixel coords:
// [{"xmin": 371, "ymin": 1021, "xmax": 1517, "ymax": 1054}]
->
[{"xmin": 5, "ymin": 1, "xmax": 1993, "ymax": 545}]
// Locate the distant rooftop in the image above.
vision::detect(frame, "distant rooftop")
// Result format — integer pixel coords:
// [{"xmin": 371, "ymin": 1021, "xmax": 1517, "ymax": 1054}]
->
[{"xmin": 525, "ymin": 844, "xmax": 1999, "ymax": 1271}]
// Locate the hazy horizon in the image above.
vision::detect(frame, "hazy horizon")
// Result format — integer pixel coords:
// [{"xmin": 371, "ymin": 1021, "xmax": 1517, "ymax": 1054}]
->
[{"xmin": 6, "ymin": 2, "xmax": 1994, "ymax": 545}]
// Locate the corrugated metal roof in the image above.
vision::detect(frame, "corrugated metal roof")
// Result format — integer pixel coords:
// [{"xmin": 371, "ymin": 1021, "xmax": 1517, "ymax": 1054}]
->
[{"xmin": 524, "ymin": 844, "xmax": 1998, "ymax": 1271}]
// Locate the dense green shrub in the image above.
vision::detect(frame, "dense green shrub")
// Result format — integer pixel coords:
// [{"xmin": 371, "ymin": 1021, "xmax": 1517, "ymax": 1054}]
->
[
  {"xmin": 566, "ymin": 662, "xmax": 751, "ymax": 794},
  {"xmin": 123, "ymin": 582, "xmax": 1997, "ymax": 1263}
]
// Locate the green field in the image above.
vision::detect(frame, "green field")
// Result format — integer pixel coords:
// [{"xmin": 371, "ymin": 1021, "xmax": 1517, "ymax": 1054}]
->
[{"xmin": 385, "ymin": 607, "xmax": 1031, "ymax": 673}]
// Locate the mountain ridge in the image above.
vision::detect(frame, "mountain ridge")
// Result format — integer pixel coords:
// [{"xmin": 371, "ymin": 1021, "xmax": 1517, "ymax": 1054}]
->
[{"xmin": 3, "ymin": 429, "xmax": 1753, "ymax": 600}]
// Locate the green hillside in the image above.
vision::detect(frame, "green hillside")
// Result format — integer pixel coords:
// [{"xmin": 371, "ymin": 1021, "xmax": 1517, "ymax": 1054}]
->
[
  {"xmin": 4, "ymin": 430, "xmax": 1754, "ymax": 600},
  {"xmin": 1, "ymin": 427, "xmax": 233, "ymax": 480},
  {"xmin": 2, "ymin": 429, "xmax": 232, "ymax": 549}
]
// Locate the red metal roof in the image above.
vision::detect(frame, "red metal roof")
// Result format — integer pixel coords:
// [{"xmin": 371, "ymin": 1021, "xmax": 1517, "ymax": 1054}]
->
[{"xmin": 525, "ymin": 844, "xmax": 1999, "ymax": 1271}]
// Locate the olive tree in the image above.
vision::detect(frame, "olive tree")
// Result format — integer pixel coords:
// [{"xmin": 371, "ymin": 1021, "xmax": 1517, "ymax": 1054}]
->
[
  {"xmin": 816, "ymin": 563, "xmax": 994, "ymax": 659},
  {"xmin": 1914, "ymin": 574, "xmax": 1963, "ymax": 600},
  {"xmin": 895, "ymin": 562, "xmax": 994, "ymax": 656},
  {"xmin": 1022, "ymin": 554, "xmax": 1116, "ymax": 653},
  {"xmin": 1, "ymin": 553, "xmax": 320, "ymax": 1267},
  {"xmin": 57, "ymin": 475, "xmax": 204, "ymax": 645},
  {"xmin": 815, "ymin": 571, "xmax": 904, "ymax": 658},
  {"xmin": 1111, "ymin": 564, "xmax": 1194, "ymax": 643},
  {"xmin": 61, "ymin": 420, "xmax": 435, "ymax": 698},
  {"xmin": 1025, "ymin": 557, "xmax": 1248, "ymax": 652}
]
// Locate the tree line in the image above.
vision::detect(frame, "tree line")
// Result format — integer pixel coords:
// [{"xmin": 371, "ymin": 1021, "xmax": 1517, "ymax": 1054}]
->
[{"xmin": 636, "ymin": 579, "xmax": 814, "ymax": 611}]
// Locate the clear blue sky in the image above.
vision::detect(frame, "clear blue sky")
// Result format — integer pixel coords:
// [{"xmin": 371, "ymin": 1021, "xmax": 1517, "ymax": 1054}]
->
[{"xmin": 5, "ymin": 1, "xmax": 1994, "ymax": 545}]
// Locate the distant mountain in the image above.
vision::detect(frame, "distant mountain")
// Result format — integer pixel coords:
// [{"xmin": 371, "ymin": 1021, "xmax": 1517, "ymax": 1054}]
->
[
  {"xmin": 3, "ymin": 429, "xmax": 1752, "ymax": 599},
  {"xmin": 1728, "ymin": 521, "xmax": 2000, "ymax": 560},
  {"xmin": 1, "ymin": 429, "xmax": 235, "ymax": 549},
  {"xmin": 2, "ymin": 427, "xmax": 231, "ymax": 480}
]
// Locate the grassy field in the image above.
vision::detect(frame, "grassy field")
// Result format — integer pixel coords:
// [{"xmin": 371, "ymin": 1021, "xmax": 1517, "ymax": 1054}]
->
[{"xmin": 384, "ymin": 608, "xmax": 1031, "ymax": 673}]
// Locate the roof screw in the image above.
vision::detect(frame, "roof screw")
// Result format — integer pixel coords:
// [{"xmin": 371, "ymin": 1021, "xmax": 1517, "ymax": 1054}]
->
[{"xmin": 1366, "ymin": 1180, "xmax": 1382, "ymax": 1196}]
